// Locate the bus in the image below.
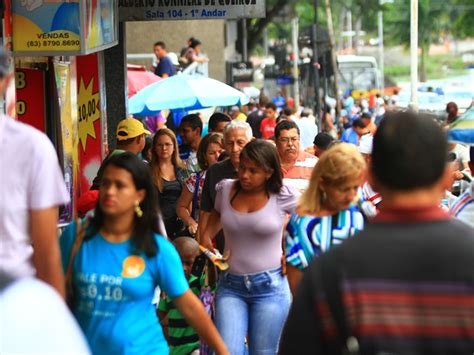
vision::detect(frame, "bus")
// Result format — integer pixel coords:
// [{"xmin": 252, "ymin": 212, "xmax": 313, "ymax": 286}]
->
[{"xmin": 337, "ymin": 55, "xmax": 380, "ymax": 98}]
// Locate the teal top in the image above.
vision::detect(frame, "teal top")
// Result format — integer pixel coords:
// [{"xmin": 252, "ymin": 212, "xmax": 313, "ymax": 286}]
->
[{"xmin": 60, "ymin": 222, "xmax": 189, "ymax": 355}]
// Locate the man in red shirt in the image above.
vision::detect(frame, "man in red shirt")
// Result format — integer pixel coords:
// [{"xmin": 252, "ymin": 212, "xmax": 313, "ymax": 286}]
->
[{"xmin": 260, "ymin": 102, "xmax": 278, "ymax": 139}]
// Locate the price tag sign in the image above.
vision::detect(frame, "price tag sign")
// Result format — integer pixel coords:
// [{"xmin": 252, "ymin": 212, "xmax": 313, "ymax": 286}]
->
[
  {"xmin": 77, "ymin": 77, "xmax": 100, "ymax": 153},
  {"xmin": 76, "ymin": 53, "xmax": 103, "ymax": 193}
]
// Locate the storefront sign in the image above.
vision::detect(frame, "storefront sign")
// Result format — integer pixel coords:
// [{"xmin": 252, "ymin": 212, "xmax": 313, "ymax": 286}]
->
[
  {"xmin": 15, "ymin": 69, "xmax": 46, "ymax": 132},
  {"xmin": 55, "ymin": 62, "xmax": 77, "ymax": 224},
  {"xmin": 276, "ymin": 75, "xmax": 294, "ymax": 86},
  {"xmin": 12, "ymin": 0, "xmax": 118, "ymax": 56},
  {"xmin": 77, "ymin": 53, "xmax": 103, "ymax": 193},
  {"xmin": 119, "ymin": 0, "xmax": 265, "ymax": 21},
  {"xmin": 228, "ymin": 61, "xmax": 253, "ymax": 84}
]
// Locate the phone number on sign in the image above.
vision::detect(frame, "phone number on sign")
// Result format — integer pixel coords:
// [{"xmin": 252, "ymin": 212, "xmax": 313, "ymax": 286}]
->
[{"xmin": 26, "ymin": 40, "xmax": 80, "ymax": 48}]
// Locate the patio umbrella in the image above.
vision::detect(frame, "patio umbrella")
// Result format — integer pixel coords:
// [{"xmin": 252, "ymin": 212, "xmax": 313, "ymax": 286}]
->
[
  {"xmin": 127, "ymin": 64, "xmax": 161, "ymax": 98},
  {"xmin": 448, "ymin": 106, "xmax": 474, "ymax": 146},
  {"xmin": 242, "ymin": 86, "xmax": 261, "ymax": 99},
  {"xmin": 128, "ymin": 74, "xmax": 250, "ymax": 116}
]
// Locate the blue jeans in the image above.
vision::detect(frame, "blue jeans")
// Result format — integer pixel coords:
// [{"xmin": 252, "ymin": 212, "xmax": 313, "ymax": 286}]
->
[{"xmin": 215, "ymin": 267, "xmax": 291, "ymax": 355}]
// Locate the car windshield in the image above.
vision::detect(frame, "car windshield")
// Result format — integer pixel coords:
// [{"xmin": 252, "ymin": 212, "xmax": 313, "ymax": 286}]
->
[
  {"xmin": 445, "ymin": 91, "xmax": 472, "ymax": 100},
  {"xmin": 419, "ymin": 95, "xmax": 442, "ymax": 104}
]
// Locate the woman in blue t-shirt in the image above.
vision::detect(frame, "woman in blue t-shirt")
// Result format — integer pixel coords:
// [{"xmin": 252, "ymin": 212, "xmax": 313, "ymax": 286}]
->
[{"xmin": 60, "ymin": 152, "xmax": 227, "ymax": 355}]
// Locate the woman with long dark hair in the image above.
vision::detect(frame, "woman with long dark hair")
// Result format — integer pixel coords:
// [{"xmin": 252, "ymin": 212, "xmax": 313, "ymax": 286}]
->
[
  {"xmin": 60, "ymin": 153, "xmax": 227, "ymax": 354},
  {"xmin": 201, "ymin": 140, "xmax": 299, "ymax": 354},
  {"xmin": 150, "ymin": 128, "xmax": 185, "ymax": 239}
]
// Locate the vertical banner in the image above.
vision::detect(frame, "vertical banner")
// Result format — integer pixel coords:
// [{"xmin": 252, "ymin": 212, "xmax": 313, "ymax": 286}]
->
[
  {"xmin": 97, "ymin": 52, "xmax": 108, "ymax": 159},
  {"xmin": 54, "ymin": 62, "xmax": 77, "ymax": 224},
  {"xmin": 3, "ymin": 0, "xmax": 16, "ymax": 117},
  {"xmin": 76, "ymin": 53, "xmax": 102, "ymax": 194},
  {"xmin": 15, "ymin": 69, "xmax": 46, "ymax": 132},
  {"xmin": 3, "ymin": 0, "xmax": 12, "ymax": 50},
  {"xmin": 85, "ymin": 0, "xmax": 116, "ymax": 51}
]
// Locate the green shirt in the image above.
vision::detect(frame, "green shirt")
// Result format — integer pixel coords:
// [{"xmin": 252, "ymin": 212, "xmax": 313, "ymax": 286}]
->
[{"xmin": 158, "ymin": 274, "xmax": 204, "ymax": 355}]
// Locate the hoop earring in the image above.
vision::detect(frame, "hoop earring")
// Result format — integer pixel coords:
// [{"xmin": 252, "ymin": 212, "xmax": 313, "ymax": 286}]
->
[{"xmin": 134, "ymin": 201, "xmax": 143, "ymax": 218}]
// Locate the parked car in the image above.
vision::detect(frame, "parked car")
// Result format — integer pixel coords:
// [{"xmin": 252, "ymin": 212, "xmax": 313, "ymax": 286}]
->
[{"xmin": 396, "ymin": 91, "xmax": 445, "ymax": 120}]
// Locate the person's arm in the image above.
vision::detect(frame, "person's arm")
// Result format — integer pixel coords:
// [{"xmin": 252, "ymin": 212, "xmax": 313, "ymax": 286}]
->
[
  {"xmin": 198, "ymin": 171, "xmax": 214, "ymax": 241},
  {"xmin": 176, "ymin": 186, "xmax": 198, "ymax": 235},
  {"xmin": 197, "ymin": 210, "xmax": 210, "ymax": 244},
  {"xmin": 30, "ymin": 207, "xmax": 65, "ymax": 298},
  {"xmin": 200, "ymin": 209, "xmax": 221, "ymax": 250},
  {"xmin": 192, "ymin": 54, "xmax": 209, "ymax": 63},
  {"xmin": 157, "ymin": 305, "xmax": 169, "ymax": 341},
  {"xmin": 287, "ymin": 264, "xmax": 303, "ymax": 295},
  {"xmin": 174, "ymin": 290, "xmax": 228, "ymax": 355},
  {"xmin": 195, "ymin": 57, "xmax": 209, "ymax": 63},
  {"xmin": 157, "ymin": 309, "xmax": 167, "ymax": 321}
]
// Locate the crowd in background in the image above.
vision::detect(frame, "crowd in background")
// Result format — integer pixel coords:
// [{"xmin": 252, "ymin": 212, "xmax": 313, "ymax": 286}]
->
[{"xmin": 1, "ymin": 37, "xmax": 473, "ymax": 355}]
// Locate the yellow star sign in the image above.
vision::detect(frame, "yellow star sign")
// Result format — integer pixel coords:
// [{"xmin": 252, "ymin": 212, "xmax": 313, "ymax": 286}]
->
[{"xmin": 77, "ymin": 77, "xmax": 100, "ymax": 152}]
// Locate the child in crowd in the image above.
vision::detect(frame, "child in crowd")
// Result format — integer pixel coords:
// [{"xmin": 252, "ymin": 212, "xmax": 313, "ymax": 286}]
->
[{"xmin": 158, "ymin": 237, "xmax": 205, "ymax": 355}]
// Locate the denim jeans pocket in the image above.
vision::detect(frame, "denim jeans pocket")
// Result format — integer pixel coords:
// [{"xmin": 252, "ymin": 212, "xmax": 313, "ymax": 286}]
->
[
  {"xmin": 253, "ymin": 271, "xmax": 288, "ymax": 294},
  {"xmin": 218, "ymin": 272, "xmax": 242, "ymax": 291}
]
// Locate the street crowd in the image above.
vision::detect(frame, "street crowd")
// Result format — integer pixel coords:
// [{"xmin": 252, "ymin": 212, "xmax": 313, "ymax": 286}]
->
[{"xmin": 1, "ymin": 45, "xmax": 474, "ymax": 355}]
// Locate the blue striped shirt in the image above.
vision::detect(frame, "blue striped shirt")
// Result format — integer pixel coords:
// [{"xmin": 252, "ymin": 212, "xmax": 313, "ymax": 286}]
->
[{"xmin": 285, "ymin": 206, "xmax": 365, "ymax": 270}]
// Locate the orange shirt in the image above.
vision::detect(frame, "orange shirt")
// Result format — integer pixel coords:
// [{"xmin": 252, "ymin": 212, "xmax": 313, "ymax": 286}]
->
[{"xmin": 282, "ymin": 151, "xmax": 318, "ymax": 191}]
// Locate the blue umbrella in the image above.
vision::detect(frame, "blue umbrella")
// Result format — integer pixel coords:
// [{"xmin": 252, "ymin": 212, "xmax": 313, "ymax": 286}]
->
[
  {"xmin": 128, "ymin": 75, "xmax": 250, "ymax": 116},
  {"xmin": 448, "ymin": 106, "xmax": 474, "ymax": 146}
]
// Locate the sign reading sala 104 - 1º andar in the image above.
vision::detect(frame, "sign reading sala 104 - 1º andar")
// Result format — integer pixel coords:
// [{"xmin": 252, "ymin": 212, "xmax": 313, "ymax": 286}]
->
[{"xmin": 118, "ymin": 0, "xmax": 265, "ymax": 21}]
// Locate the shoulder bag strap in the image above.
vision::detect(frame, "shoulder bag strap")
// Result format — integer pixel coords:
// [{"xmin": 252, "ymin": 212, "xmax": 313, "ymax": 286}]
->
[
  {"xmin": 191, "ymin": 171, "xmax": 201, "ymax": 221},
  {"xmin": 65, "ymin": 219, "xmax": 88, "ymax": 304}
]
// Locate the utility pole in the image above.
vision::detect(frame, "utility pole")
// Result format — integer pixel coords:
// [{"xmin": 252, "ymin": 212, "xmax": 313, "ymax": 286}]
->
[
  {"xmin": 378, "ymin": 4, "xmax": 385, "ymax": 93},
  {"xmin": 242, "ymin": 19, "xmax": 248, "ymax": 62},
  {"xmin": 409, "ymin": 0, "xmax": 418, "ymax": 111},
  {"xmin": 312, "ymin": 0, "xmax": 321, "ymax": 125},
  {"xmin": 263, "ymin": 28, "xmax": 269, "ymax": 58},
  {"xmin": 325, "ymin": 0, "xmax": 341, "ymax": 125},
  {"xmin": 348, "ymin": 10, "xmax": 353, "ymax": 51},
  {"xmin": 291, "ymin": 18, "xmax": 300, "ymax": 109}
]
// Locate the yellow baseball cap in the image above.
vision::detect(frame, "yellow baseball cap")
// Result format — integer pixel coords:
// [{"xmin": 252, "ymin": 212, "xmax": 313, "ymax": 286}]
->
[{"xmin": 116, "ymin": 118, "xmax": 151, "ymax": 141}]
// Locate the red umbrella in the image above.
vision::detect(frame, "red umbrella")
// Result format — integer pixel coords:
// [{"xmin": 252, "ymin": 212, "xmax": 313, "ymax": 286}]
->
[{"xmin": 127, "ymin": 64, "xmax": 162, "ymax": 98}]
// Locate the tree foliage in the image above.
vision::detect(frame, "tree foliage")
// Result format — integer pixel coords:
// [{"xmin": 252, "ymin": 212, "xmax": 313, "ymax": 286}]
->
[
  {"xmin": 385, "ymin": 0, "xmax": 449, "ymax": 81},
  {"xmin": 247, "ymin": 0, "xmax": 473, "ymax": 55},
  {"xmin": 246, "ymin": 0, "xmax": 382, "ymax": 53},
  {"xmin": 245, "ymin": 0, "xmax": 296, "ymax": 53},
  {"xmin": 451, "ymin": 0, "xmax": 474, "ymax": 38}
]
